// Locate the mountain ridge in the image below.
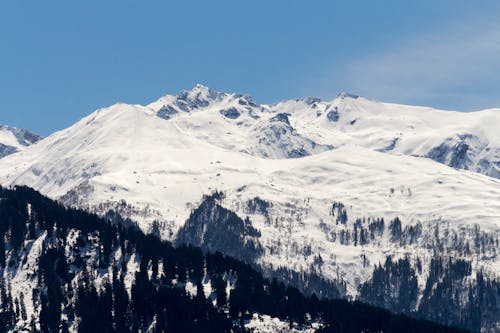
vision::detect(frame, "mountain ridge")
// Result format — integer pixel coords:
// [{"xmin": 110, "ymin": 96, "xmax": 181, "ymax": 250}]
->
[{"xmin": 0, "ymin": 85, "xmax": 499, "ymax": 331}]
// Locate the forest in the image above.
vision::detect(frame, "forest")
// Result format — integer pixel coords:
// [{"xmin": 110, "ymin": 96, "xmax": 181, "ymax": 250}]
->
[{"xmin": 0, "ymin": 185, "xmax": 471, "ymax": 332}]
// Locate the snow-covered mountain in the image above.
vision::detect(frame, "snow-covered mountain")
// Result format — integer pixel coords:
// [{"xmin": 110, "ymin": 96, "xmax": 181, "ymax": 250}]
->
[
  {"xmin": 0, "ymin": 125, "xmax": 41, "ymax": 158},
  {"xmin": 148, "ymin": 84, "xmax": 500, "ymax": 177},
  {"xmin": 0, "ymin": 85, "xmax": 499, "ymax": 331},
  {"xmin": 272, "ymin": 93, "xmax": 500, "ymax": 179}
]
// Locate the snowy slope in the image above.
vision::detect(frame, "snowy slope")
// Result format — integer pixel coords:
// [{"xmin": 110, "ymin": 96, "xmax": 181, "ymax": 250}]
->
[
  {"xmin": 273, "ymin": 93, "xmax": 500, "ymax": 178},
  {"xmin": 147, "ymin": 85, "xmax": 500, "ymax": 177},
  {"xmin": 0, "ymin": 125, "xmax": 41, "ymax": 158},
  {"xmin": 147, "ymin": 84, "xmax": 332, "ymax": 159},
  {"xmin": 0, "ymin": 85, "xmax": 498, "ymax": 304}
]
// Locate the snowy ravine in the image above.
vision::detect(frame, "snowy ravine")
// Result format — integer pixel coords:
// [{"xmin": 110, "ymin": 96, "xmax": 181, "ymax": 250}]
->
[
  {"xmin": 0, "ymin": 125, "xmax": 41, "ymax": 158},
  {"xmin": 0, "ymin": 85, "xmax": 499, "ymax": 331}
]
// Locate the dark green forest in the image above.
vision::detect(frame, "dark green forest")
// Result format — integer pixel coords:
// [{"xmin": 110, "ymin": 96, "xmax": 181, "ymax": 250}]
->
[{"xmin": 0, "ymin": 186, "xmax": 470, "ymax": 333}]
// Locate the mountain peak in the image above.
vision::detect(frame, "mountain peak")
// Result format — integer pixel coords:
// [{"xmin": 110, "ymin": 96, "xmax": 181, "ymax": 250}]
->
[
  {"xmin": 184, "ymin": 83, "xmax": 212, "ymax": 97},
  {"xmin": 292, "ymin": 97, "xmax": 323, "ymax": 106},
  {"xmin": 336, "ymin": 92, "xmax": 360, "ymax": 99},
  {"xmin": 0, "ymin": 125, "xmax": 42, "ymax": 158},
  {"xmin": 192, "ymin": 83, "xmax": 210, "ymax": 91},
  {"xmin": 175, "ymin": 84, "xmax": 227, "ymax": 107},
  {"xmin": 179, "ymin": 83, "xmax": 223, "ymax": 98}
]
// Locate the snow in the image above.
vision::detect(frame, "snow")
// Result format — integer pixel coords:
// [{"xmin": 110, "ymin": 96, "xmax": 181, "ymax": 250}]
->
[
  {"xmin": 0, "ymin": 125, "xmax": 41, "ymax": 158},
  {"xmin": 6, "ymin": 231, "xmax": 47, "ymax": 326},
  {"xmin": 245, "ymin": 314, "xmax": 322, "ymax": 333},
  {"xmin": 274, "ymin": 96, "xmax": 500, "ymax": 178},
  {"xmin": 0, "ymin": 84, "xmax": 498, "ymax": 299}
]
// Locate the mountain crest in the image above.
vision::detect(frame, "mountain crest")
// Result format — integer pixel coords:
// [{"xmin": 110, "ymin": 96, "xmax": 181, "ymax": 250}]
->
[
  {"xmin": 336, "ymin": 91, "xmax": 360, "ymax": 99},
  {"xmin": 177, "ymin": 83, "xmax": 226, "ymax": 104}
]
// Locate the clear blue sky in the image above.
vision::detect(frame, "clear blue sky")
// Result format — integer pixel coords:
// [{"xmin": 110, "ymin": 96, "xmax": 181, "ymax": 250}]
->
[{"xmin": 1, "ymin": 0, "xmax": 499, "ymax": 136}]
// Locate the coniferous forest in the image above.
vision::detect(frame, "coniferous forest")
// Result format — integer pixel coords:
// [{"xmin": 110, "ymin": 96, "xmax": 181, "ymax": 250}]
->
[{"xmin": 0, "ymin": 186, "xmax": 472, "ymax": 332}]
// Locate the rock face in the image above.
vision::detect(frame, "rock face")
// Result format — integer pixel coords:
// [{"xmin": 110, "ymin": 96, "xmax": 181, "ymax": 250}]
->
[
  {"xmin": 427, "ymin": 133, "xmax": 499, "ymax": 178},
  {"xmin": 0, "ymin": 85, "xmax": 499, "ymax": 331}
]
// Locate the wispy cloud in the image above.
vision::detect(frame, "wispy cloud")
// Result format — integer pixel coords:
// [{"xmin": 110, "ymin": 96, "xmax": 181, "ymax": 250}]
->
[{"xmin": 338, "ymin": 22, "xmax": 500, "ymax": 110}]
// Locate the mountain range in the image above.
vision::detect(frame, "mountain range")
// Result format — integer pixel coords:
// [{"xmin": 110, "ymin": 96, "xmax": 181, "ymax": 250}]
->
[{"xmin": 0, "ymin": 85, "xmax": 499, "ymax": 332}]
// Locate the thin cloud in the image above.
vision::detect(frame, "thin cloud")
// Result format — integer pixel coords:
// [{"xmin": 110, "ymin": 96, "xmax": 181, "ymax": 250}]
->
[{"xmin": 342, "ymin": 22, "xmax": 500, "ymax": 110}]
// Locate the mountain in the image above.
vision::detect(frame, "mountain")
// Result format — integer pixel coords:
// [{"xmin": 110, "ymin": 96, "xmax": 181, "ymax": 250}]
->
[
  {"xmin": 148, "ymin": 85, "xmax": 500, "ymax": 177},
  {"xmin": 0, "ymin": 186, "xmax": 468, "ymax": 333},
  {"xmin": 0, "ymin": 85, "xmax": 499, "ymax": 331},
  {"xmin": 0, "ymin": 125, "xmax": 41, "ymax": 158},
  {"xmin": 271, "ymin": 92, "xmax": 500, "ymax": 178}
]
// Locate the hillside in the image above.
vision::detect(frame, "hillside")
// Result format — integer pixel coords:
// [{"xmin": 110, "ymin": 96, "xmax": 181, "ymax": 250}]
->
[{"xmin": 0, "ymin": 186, "xmax": 468, "ymax": 333}]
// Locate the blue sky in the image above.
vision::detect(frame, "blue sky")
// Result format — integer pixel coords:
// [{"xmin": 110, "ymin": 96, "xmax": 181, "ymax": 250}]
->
[{"xmin": 1, "ymin": 0, "xmax": 499, "ymax": 136}]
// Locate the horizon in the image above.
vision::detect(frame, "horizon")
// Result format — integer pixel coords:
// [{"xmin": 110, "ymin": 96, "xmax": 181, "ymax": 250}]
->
[
  {"xmin": 3, "ymin": 82, "xmax": 500, "ymax": 136},
  {"xmin": 1, "ymin": 1, "xmax": 500, "ymax": 136}
]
